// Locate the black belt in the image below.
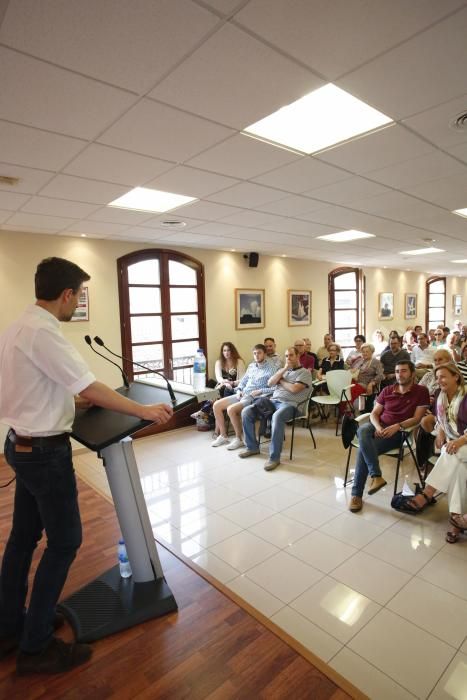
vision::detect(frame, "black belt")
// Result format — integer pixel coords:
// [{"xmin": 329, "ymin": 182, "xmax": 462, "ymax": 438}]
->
[{"xmin": 8, "ymin": 430, "xmax": 70, "ymax": 448}]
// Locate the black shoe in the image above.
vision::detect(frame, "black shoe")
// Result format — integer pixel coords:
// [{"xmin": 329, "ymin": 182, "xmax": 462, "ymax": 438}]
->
[
  {"xmin": 17, "ymin": 637, "xmax": 92, "ymax": 675},
  {"xmin": 0, "ymin": 612, "xmax": 66, "ymax": 661}
]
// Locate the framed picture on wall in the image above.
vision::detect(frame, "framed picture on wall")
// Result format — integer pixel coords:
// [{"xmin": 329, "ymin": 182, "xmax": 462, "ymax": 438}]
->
[
  {"xmin": 235, "ymin": 288, "xmax": 265, "ymax": 330},
  {"xmin": 288, "ymin": 290, "xmax": 311, "ymax": 326},
  {"xmin": 378, "ymin": 292, "xmax": 394, "ymax": 321},
  {"xmin": 453, "ymin": 294, "xmax": 462, "ymax": 315},
  {"xmin": 71, "ymin": 286, "xmax": 89, "ymax": 322},
  {"xmin": 405, "ymin": 293, "xmax": 417, "ymax": 319}
]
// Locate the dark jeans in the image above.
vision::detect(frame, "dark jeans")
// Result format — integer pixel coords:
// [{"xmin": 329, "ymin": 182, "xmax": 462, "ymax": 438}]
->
[
  {"xmin": 0, "ymin": 435, "xmax": 82, "ymax": 653},
  {"xmin": 351, "ymin": 422, "xmax": 403, "ymax": 497}
]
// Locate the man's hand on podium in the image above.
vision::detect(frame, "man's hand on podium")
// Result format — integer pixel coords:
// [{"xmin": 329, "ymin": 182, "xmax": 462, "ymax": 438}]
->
[{"xmin": 140, "ymin": 403, "xmax": 173, "ymax": 424}]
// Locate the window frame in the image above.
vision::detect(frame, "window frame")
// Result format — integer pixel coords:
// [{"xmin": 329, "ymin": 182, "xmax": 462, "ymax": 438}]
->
[
  {"xmin": 425, "ymin": 275, "xmax": 446, "ymax": 330},
  {"xmin": 117, "ymin": 249, "xmax": 206, "ymax": 382},
  {"xmin": 328, "ymin": 267, "xmax": 365, "ymax": 356}
]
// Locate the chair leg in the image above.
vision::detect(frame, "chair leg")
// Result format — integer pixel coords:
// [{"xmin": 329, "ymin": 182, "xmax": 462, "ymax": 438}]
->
[
  {"xmin": 289, "ymin": 421, "xmax": 295, "ymax": 460},
  {"xmin": 344, "ymin": 445, "xmax": 353, "ymax": 487}
]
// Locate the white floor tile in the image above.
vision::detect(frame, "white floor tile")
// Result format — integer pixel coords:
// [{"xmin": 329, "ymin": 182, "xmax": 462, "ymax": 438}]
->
[
  {"xmin": 320, "ymin": 511, "xmax": 384, "ymax": 548},
  {"xmin": 281, "ymin": 498, "xmax": 341, "ymax": 528},
  {"xmin": 224, "ymin": 473, "xmax": 274, "ymax": 497},
  {"xmin": 347, "ymin": 608, "xmax": 456, "ymax": 698},
  {"xmin": 387, "ymin": 577, "xmax": 467, "ymax": 648},
  {"xmin": 251, "ymin": 484, "xmax": 309, "ymax": 511},
  {"xmin": 363, "ymin": 528, "xmax": 439, "ymax": 574},
  {"xmin": 191, "ymin": 550, "xmax": 240, "ymax": 584},
  {"xmin": 288, "ymin": 530, "xmax": 357, "ymax": 573},
  {"xmin": 179, "ymin": 512, "xmax": 242, "ymax": 547},
  {"xmin": 271, "ymin": 607, "xmax": 342, "ymax": 663},
  {"xmin": 331, "ymin": 551, "xmax": 411, "ymax": 605},
  {"xmin": 226, "ymin": 575, "xmax": 284, "ymax": 618},
  {"xmin": 290, "ymin": 576, "xmax": 380, "ymax": 644},
  {"xmin": 329, "ymin": 648, "xmax": 417, "ymax": 700},
  {"xmin": 154, "ymin": 522, "xmax": 204, "ymax": 558},
  {"xmin": 209, "ymin": 530, "xmax": 279, "ymax": 573},
  {"xmin": 249, "ymin": 513, "xmax": 311, "ymax": 548},
  {"xmin": 245, "ymin": 550, "xmax": 323, "ymax": 603},
  {"xmin": 389, "ymin": 516, "xmax": 450, "ymax": 551},
  {"xmin": 429, "ymin": 650, "xmax": 467, "ymax": 700},
  {"xmin": 418, "ymin": 551, "xmax": 467, "ymax": 601},
  {"xmin": 218, "ymin": 498, "xmax": 275, "ymax": 528}
]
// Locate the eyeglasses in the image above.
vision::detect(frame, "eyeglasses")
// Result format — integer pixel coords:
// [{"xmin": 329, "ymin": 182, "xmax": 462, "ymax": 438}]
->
[{"xmin": 434, "ymin": 332, "xmax": 443, "ymax": 336}]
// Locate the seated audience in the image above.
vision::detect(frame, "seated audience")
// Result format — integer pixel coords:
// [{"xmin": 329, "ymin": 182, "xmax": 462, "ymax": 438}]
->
[
  {"xmin": 398, "ymin": 364, "xmax": 467, "ymax": 543},
  {"xmin": 458, "ymin": 343, "xmax": 467, "ymax": 382},
  {"xmin": 316, "ymin": 333, "xmax": 333, "ymax": 363},
  {"xmin": 294, "ymin": 338, "xmax": 315, "ymax": 371},
  {"xmin": 431, "ymin": 328, "xmax": 446, "ymax": 347},
  {"xmin": 211, "ymin": 344, "xmax": 275, "ymax": 450},
  {"xmin": 317, "ymin": 343, "xmax": 344, "ymax": 379},
  {"xmin": 446, "ymin": 332, "xmax": 461, "ymax": 362},
  {"xmin": 402, "ymin": 330, "xmax": 417, "ymax": 353},
  {"xmin": 345, "ymin": 335, "xmax": 366, "ymax": 371},
  {"xmin": 349, "ymin": 343, "xmax": 384, "ymax": 410},
  {"xmin": 372, "ymin": 329, "xmax": 387, "ymax": 358},
  {"xmin": 348, "ymin": 361, "xmax": 430, "ymax": 513},
  {"xmin": 419, "ymin": 349, "xmax": 452, "ymax": 396},
  {"xmin": 240, "ymin": 347, "xmax": 311, "ymax": 471},
  {"xmin": 411, "ymin": 332, "xmax": 435, "ymax": 379},
  {"xmin": 304, "ymin": 337, "xmax": 318, "ymax": 370},
  {"xmin": 380, "ymin": 335, "xmax": 410, "ymax": 386},
  {"xmin": 214, "ymin": 342, "xmax": 245, "ymax": 397},
  {"xmin": 263, "ymin": 336, "xmax": 282, "ymax": 369}
]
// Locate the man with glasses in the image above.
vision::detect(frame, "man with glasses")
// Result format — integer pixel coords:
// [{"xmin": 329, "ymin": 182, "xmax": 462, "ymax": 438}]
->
[
  {"xmin": 294, "ymin": 338, "xmax": 315, "ymax": 371},
  {"xmin": 411, "ymin": 333, "xmax": 435, "ymax": 379}
]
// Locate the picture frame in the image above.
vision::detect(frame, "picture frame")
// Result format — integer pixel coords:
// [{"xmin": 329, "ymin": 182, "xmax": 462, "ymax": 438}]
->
[
  {"xmin": 235, "ymin": 288, "xmax": 265, "ymax": 330},
  {"xmin": 405, "ymin": 293, "xmax": 417, "ymax": 320},
  {"xmin": 288, "ymin": 290, "xmax": 311, "ymax": 326},
  {"xmin": 453, "ymin": 294, "xmax": 462, "ymax": 316},
  {"xmin": 71, "ymin": 286, "xmax": 89, "ymax": 322},
  {"xmin": 378, "ymin": 292, "xmax": 394, "ymax": 321}
]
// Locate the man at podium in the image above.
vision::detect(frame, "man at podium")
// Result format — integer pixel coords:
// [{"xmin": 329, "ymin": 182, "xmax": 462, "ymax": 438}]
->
[{"xmin": 0, "ymin": 257, "xmax": 173, "ymax": 675}]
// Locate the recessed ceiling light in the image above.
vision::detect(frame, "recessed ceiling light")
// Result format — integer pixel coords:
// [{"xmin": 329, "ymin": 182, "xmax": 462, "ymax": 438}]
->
[
  {"xmin": 400, "ymin": 247, "xmax": 444, "ymax": 255},
  {"xmin": 243, "ymin": 84, "xmax": 393, "ymax": 154},
  {"xmin": 108, "ymin": 187, "xmax": 197, "ymax": 213},
  {"xmin": 230, "ymin": 248, "xmax": 236, "ymax": 252},
  {"xmin": 452, "ymin": 207, "xmax": 467, "ymax": 218},
  {"xmin": 80, "ymin": 233, "xmax": 87, "ymax": 237},
  {"xmin": 282, "ymin": 254, "xmax": 287, "ymax": 258},
  {"xmin": 317, "ymin": 230, "xmax": 375, "ymax": 243},
  {"xmin": 451, "ymin": 259, "xmax": 467, "ymax": 263}
]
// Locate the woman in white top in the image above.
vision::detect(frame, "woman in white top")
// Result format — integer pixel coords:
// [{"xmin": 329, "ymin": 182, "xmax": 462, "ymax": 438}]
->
[
  {"xmin": 372, "ymin": 329, "xmax": 387, "ymax": 359},
  {"xmin": 214, "ymin": 342, "xmax": 245, "ymax": 396}
]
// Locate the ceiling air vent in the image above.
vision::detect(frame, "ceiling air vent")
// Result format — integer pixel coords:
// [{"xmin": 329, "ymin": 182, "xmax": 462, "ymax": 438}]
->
[
  {"xmin": 449, "ymin": 111, "xmax": 467, "ymax": 131},
  {"xmin": 0, "ymin": 175, "xmax": 20, "ymax": 186},
  {"xmin": 160, "ymin": 220, "xmax": 187, "ymax": 229}
]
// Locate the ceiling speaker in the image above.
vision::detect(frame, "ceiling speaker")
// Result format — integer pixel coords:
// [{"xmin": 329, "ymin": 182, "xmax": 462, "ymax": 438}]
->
[{"xmin": 248, "ymin": 252, "xmax": 259, "ymax": 268}]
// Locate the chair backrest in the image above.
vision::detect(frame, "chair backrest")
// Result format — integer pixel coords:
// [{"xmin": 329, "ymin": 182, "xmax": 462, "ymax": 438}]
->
[{"xmin": 325, "ymin": 370, "xmax": 353, "ymax": 399}]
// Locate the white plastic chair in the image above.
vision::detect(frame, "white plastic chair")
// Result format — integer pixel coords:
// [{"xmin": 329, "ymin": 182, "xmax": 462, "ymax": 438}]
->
[{"xmin": 311, "ymin": 370, "xmax": 353, "ymax": 435}]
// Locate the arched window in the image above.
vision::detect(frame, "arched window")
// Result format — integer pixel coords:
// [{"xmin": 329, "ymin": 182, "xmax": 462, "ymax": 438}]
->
[
  {"xmin": 328, "ymin": 267, "xmax": 365, "ymax": 357},
  {"xmin": 117, "ymin": 249, "xmax": 206, "ymax": 385},
  {"xmin": 426, "ymin": 276, "xmax": 446, "ymax": 330}
]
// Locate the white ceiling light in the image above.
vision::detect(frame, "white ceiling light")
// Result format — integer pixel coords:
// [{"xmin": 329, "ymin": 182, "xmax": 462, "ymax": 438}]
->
[
  {"xmin": 452, "ymin": 207, "xmax": 467, "ymax": 218},
  {"xmin": 316, "ymin": 230, "xmax": 375, "ymax": 242},
  {"xmin": 400, "ymin": 247, "xmax": 444, "ymax": 255},
  {"xmin": 451, "ymin": 259, "xmax": 467, "ymax": 263},
  {"xmin": 108, "ymin": 187, "xmax": 197, "ymax": 213},
  {"xmin": 243, "ymin": 84, "xmax": 393, "ymax": 154}
]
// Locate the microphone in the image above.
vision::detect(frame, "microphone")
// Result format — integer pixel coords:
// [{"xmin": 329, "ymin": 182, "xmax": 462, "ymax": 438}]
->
[
  {"xmin": 84, "ymin": 335, "xmax": 130, "ymax": 388},
  {"xmin": 93, "ymin": 336, "xmax": 177, "ymax": 406}
]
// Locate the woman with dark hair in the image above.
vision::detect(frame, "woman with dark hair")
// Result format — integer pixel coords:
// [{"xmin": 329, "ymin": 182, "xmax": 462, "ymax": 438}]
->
[{"xmin": 214, "ymin": 342, "xmax": 245, "ymax": 396}]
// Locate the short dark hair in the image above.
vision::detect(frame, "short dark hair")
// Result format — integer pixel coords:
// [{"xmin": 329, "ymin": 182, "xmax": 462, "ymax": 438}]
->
[
  {"xmin": 264, "ymin": 337, "xmax": 275, "ymax": 344},
  {"xmin": 354, "ymin": 334, "xmax": 366, "ymax": 343},
  {"xmin": 253, "ymin": 344, "xmax": 266, "ymax": 352},
  {"xmin": 395, "ymin": 360, "xmax": 415, "ymax": 374},
  {"xmin": 35, "ymin": 257, "xmax": 90, "ymax": 300}
]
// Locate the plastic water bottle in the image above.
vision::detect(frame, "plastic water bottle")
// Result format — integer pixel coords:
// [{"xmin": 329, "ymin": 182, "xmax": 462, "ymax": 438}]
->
[
  {"xmin": 192, "ymin": 349, "xmax": 206, "ymax": 392},
  {"xmin": 118, "ymin": 539, "xmax": 132, "ymax": 578}
]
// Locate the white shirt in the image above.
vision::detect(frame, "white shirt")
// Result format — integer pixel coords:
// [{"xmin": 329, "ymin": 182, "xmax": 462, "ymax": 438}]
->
[
  {"xmin": 0, "ymin": 305, "xmax": 95, "ymax": 436},
  {"xmin": 411, "ymin": 344, "xmax": 435, "ymax": 367}
]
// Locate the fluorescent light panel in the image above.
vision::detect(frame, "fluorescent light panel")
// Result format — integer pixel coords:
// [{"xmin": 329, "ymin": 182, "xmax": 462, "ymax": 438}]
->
[
  {"xmin": 317, "ymin": 230, "xmax": 375, "ymax": 242},
  {"xmin": 452, "ymin": 208, "xmax": 467, "ymax": 218},
  {"xmin": 108, "ymin": 187, "xmax": 197, "ymax": 213},
  {"xmin": 243, "ymin": 84, "xmax": 393, "ymax": 154},
  {"xmin": 400, "ymin": 247, "xmax": 444, "ymax": 255}
]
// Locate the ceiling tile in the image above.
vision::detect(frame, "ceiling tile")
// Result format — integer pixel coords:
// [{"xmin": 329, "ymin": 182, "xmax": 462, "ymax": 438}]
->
[
  {"xmin": 0, "ymin": 0, "xmax": 219, "ymax": 94},
  {"xmin": 98, "ymin": 98, "xmax": 233, "ymax": 162},
  {"xmin": 402, "ymin": 93, "xmax": 467, "ymax": 148},
  {"xmin": 145, "ymin": 165, "xmax": 239, "ymax": 198},
  {"xmin": 446, "ymin": 142, "xmax": 467, "ymax": 164},
  {"xmin": 39, "ymin": 175, "xmax": 128, "ymax": 205},
  {"xmin": 0, "ymin": 121, "xmax": 86, "ymax": 170},
  {"xmin": 404, "ymin": 173, "xmax": 467, "ymax": 210},
  {"xmin": 216, "ymin": 210, "xmax": 284, "ymax": 228},
  {"xmin": 253, "ymin": 156, "xmax": 351, "ymax": 193},
  {"xmin": 87, "ymin": 207, "xmax": 155, "ymax": 225},
  {"xmin": 6, "ymin": 212, "xmax": 77, "ymax": 230},
  {"xmin": 304, "ymin": 176, "xmax": 390, "ymax": 205},
  {"xmin": 169, "ymin": 200, "xmax": 243, "ymax": 220},
  {"xmin": 137, "ymin": 215, "xmax": 204, "ymax": 230},
  {"xmin": 0, "ymin": 47, "xmax": 137, "ymax": 140},
  {"xmin": 150, "ymin": 23, "xmax": 322, "ymax": 129},
  {"xmin": 64, "ymin": 144, "xmax": 173, "ymax": 186},
  {"xmin": 20, "ymin": 196, "xmax": 99, "ymax": 219},
  {"xmin": 0, "ymin": 163, "xmax": 54, "ymax": 194},
  {"xmin": 348, "ymin": 190, "xmax": 443, "ymax": 221},
  {"xmin": 65, "ymin": 220, "xmax": 129, "ymax": 236},
  {"xmin": 189, "ymin": 222, "xmax": 246, "ymax": 237},
  {"xmin": 256, "ymin": 195, "xmax": 323, "ymax": 217},
  {"xmin": 257, "ymin": 218, "xmax": 335, "ymax": 237},
  {"xmin": 235, "ymin": 0, "xmax": 464, "ymax": 79},
  {"xmin": 186, "ymin": 133, "xmax": 300, "ymax": 179},
  {"xmin": 366, "ymin": 150, "xmax": 466, "ymax": 189},
  {"xmin": 200, "ymin": 0, "xmax": 246, "ymax": 15},
  {"xmin": 0, "ymin": 209, "xmax": 11, "ymax": 224},
  {"xmin": 0, "ymin": 190, "xmax": 31, "ymax": 210},
  {"xmin": 315, "ymin": 125, "xmax": 433, "ymax": 174},
  {"xmin": 338, "ymin": 6, "xmax": 467, "ymax": 119},
  {"xmin": 207, "ymin": 182, "xmax": 285, "ymax": 208}
]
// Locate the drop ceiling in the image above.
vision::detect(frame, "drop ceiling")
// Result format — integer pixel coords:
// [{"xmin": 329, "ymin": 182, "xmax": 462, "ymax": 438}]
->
[{"xmin": 0, "ymin": 0, "xmax": 466, "ymax": 275}]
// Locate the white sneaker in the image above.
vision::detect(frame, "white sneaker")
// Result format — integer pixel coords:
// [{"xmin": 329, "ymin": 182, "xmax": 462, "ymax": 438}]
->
[
  {"xmin": 226, "ymin": 437, "xmax": 244, "ymax": 450},
  {"xmin": 211, "ymin": 435, "xmax": 230, "ymax": 447}
]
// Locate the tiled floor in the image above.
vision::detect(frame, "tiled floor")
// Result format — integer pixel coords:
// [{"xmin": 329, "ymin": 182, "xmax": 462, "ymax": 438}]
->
[{"xmin": 74, "ymin": 420, "xmax": 467, "ymax": 700}]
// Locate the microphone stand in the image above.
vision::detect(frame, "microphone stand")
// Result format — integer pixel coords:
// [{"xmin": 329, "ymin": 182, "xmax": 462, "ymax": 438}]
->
[{"xmin": 84, "ymin": 335, "xmax": 130, "ymax": 388}]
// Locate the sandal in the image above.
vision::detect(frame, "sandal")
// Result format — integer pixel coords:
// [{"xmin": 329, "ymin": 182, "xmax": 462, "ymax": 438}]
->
[
  {"xmin": 394, "ymin": 491, "xmax": 436, "ymax": 514},
  {"xmin": 449, "ymin": 514, "xmax": 467, "ymax": 532},
  {"xmin": 446, "ymin": 529, "xmax": 460, "ymax": 544}
]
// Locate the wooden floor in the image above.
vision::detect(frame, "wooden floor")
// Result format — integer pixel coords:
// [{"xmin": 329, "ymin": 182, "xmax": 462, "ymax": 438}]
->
[{"xmin": 0, "ymin": 458, "xmax": 358, "ymax": 700}]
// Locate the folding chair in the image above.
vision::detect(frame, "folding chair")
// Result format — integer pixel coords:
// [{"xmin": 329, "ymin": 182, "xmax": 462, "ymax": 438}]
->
[
  {"xmin": 288, "ymin": 390, "xmax": 317, "ymax": 458},
  {"xmin": 311, "ymin": 370, "xmax": 353, "ymax": 435}
]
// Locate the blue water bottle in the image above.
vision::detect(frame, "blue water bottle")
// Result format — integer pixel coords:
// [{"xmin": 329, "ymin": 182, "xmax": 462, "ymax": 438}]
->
[{"xmin": 118, "ymin": 538, "xmax": 132, "ymax": 578}]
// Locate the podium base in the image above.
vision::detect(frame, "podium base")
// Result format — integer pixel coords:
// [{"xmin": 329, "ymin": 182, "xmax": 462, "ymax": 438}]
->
[{"xmin": 58, "ymin": 565, "xmax": 177, "ymax": 642}]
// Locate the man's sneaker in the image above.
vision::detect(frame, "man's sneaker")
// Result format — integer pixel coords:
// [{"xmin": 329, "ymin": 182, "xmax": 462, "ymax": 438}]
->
[
  {"xmin": 211, "ymin": 435, "xmax": 229, "ymax": 447},
  {"xmin": 264, "ymin": 460, "xmax": 280, "ymax": 471},
  {"xmin": 349, "ymin": 496, "xmax": 363, "ymax": 512},
  {"xmin": 238, "ymin": 449, "xmax": 260, "ymax": 459},
  {"xmin": 16, "ymin": 637, "xmax": 92, "ymax": 675},
  {"xmin": 368, "ymin": 476, "xmax": 387, "ymax": 495},
  {"xmin": 0, "ymin": 612, "xmax": 66, "ymax": 660},
  {"xmin": 226, "ymin": 437, "xmax": 244, "ymax": 451}
]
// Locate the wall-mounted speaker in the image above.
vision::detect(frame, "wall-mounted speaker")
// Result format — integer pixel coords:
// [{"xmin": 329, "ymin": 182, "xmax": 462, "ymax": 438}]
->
[{"xmin": 248, "ymin": 252, "xmax": 259, "ymax": 268}]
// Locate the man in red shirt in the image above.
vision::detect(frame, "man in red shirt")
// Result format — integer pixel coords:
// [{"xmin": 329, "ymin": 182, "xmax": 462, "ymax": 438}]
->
[
  {"xmin": 349, "ymin": 361, "xmax": 429, "ymax": 512},
  {"xmin": 294, "ymin": 338, "xmax": 315, "ymax": 371}
]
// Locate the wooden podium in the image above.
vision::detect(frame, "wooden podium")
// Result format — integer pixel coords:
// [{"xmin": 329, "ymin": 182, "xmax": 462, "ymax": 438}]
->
[{"xmin": 58, "ymin": 382, "xmax": 195, "ymax": 642}]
